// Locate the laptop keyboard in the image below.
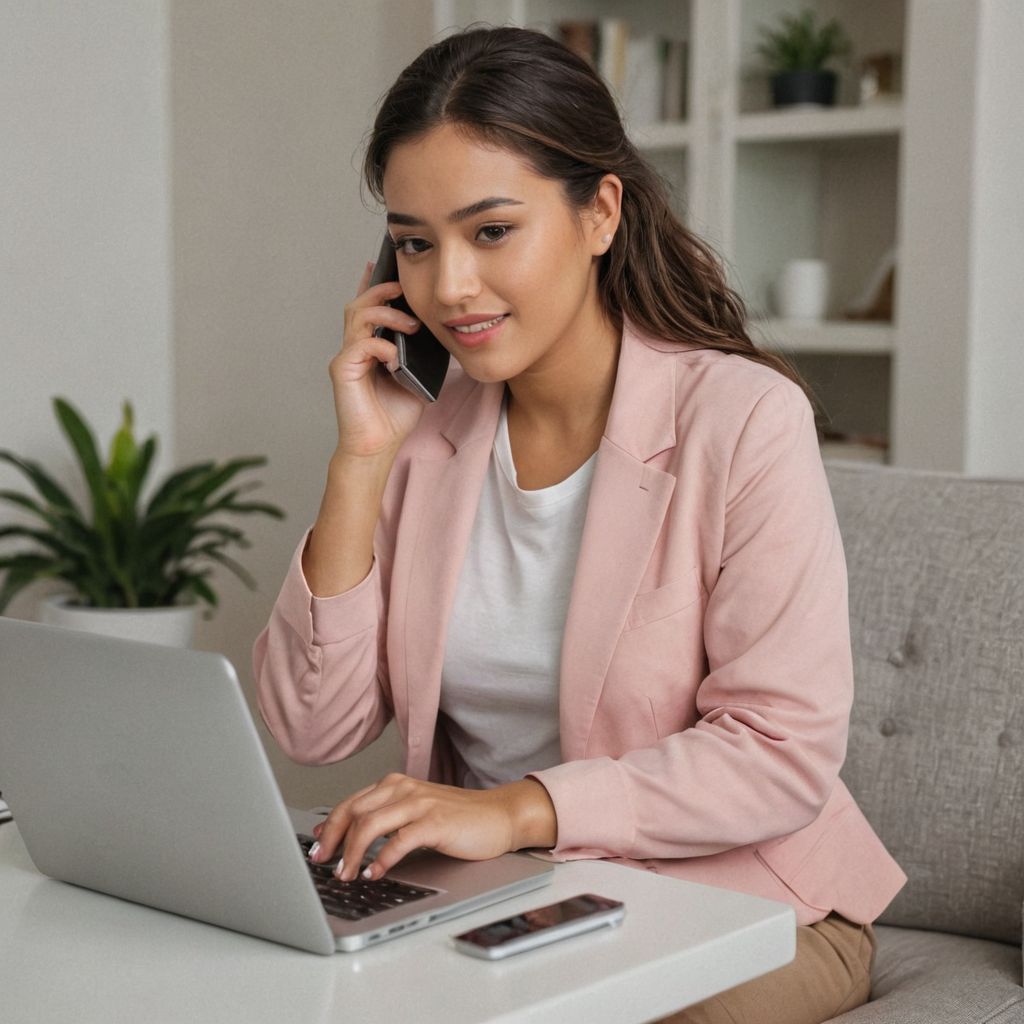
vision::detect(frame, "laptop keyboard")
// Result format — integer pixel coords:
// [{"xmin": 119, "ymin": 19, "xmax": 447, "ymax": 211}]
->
[{"xmin": 298, "ymin": 836, "xmax": 438, "ymax": 921}]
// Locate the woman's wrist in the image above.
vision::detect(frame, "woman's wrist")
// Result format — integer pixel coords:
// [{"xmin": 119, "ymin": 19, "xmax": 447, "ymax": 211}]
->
[{"xmin": 503, "ymin": 778, "xmax": 558, "ymax": 851}]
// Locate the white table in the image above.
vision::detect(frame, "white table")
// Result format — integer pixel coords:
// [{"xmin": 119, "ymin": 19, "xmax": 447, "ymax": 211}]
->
[{"xmin": 0, "ymin": 823, "xmax": 794, "ymax": 1024}]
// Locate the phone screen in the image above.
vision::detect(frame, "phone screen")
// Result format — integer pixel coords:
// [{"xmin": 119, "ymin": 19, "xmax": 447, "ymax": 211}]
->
[
  {"xmin": 368, "ymin": 234, "xmax": 450, "ymax": 402},
  {"xmin": 455, "ymin": 894, "xmax": 624, "ymax": 949}
]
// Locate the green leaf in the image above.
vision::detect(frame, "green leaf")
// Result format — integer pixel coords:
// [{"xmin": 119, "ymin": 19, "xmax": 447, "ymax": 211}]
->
[
  {"xmin": 184, "ymin": 574, "xmax": 218, "ymax": 607},
  {"xmin": 179, "ymin": 457, "xmax": 268, "ymax": 506},
  {"xmin": 215, "ymin": 500, "xmax": 285, "ymax": 518},
  {"xmin": 183, "ymin": 544, "xmax": 258, "ymax": 590},
  {"xmin": 0, "ymin": 450, "xmax": 79, "ymax": 514},
  {"xmin": 0, "ymin": 489, "xmax": 59, "ymax": 525},
  {"xmin": 0, "ymin": 524, "xmax": 86, "ymax": 561},
  {"xmin": 107, "ymin": 401, "xmax": 137, "ymax": 489},
  {"xmin": 143, "ymin": 462, "xmax": 216, "ymax": 518},
  {"xmin": 0, "ymin": 556, "xmax": 71, "ymax": 613},
  {"xmin": 53, "ymin": 397, "xmax": 109, "ymax": 524},
  {"xmin": 128, "ymin": 436, "xmax": 157, "ymax": 508}
]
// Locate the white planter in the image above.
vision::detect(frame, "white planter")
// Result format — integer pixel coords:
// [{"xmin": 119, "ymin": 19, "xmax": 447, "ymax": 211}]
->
[{"xmin": 38, "ymin": 595, "xmax": 197, "ymax": 648}]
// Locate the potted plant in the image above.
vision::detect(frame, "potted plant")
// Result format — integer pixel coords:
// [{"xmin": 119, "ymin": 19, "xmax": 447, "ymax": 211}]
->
[
  {"xmin": 0, "ymin": 397, "xmax": 284, "ymax": 646},
  {"xmin": 756, "ymin": 9, "xmax": 852, "ymax": 108}
]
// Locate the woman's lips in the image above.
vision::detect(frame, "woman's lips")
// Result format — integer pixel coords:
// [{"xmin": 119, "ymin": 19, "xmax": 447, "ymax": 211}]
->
[{"xmin": 444, "ymin": 313, "xmax": 509, "ymax": 347}]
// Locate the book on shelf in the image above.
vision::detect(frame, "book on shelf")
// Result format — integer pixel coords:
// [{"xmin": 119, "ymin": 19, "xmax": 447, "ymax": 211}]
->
[{"xmin": 556, "ymin": 19, "xmax": 688, "ymax": 128}]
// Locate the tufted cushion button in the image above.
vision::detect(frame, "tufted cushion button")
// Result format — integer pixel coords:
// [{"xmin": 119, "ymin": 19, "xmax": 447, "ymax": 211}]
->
[
  {"xmin": 880, "ymin": 718, "xmax": 899, "ymax": 737},
  {"xmin": 997, "ymin": 730, "xmax": 1015, "ymax": 748},
  {"xmin": 887, "ymin": 649, "xmax": 905, "ymax": 668}
]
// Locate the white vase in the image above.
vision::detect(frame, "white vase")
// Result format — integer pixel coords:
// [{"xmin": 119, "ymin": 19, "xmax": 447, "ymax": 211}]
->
[
  {"xmin": 774, "ymin": 259, "xmax": 830, "ymax": 321},
  {"xmin": 38, "ymin": 595, "xmax": 197, "ymax": 648}
]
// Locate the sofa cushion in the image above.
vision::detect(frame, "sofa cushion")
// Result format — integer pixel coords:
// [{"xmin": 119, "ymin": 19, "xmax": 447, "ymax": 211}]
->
[
  {"xmin": 830, "ymin": 925, "xmax": 1023, "ymax": 1023},
  {"xmin": 825, "ymin": 463, "xmax": 1024, "ymax": 945}
]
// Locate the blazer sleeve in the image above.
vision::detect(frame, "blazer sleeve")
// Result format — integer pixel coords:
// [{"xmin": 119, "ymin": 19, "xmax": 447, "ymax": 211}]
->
[
  {"xmin": 252, "ymin": 528, "xmax": 393, "ymax": 765},
  {"xmin": 531, "ymin": 380, "xmax": 853, "ymax": 861}
]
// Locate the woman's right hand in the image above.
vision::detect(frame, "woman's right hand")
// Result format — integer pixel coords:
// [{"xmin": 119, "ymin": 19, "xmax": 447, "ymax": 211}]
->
[{"xmin": 329, "ymin": 261, "xmax": 432, "ymax": 458}]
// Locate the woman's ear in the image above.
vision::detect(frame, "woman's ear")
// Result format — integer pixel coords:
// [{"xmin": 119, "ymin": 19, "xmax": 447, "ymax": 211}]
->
[{"xmin": 587, "ymin": 173, "xmax": 623, "ymax": 255}]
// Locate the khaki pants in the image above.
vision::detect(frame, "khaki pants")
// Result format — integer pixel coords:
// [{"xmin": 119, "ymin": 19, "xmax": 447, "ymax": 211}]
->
[{"xmin": 656, "ymin": 913, "xmax": 877, "ymax": 1024}]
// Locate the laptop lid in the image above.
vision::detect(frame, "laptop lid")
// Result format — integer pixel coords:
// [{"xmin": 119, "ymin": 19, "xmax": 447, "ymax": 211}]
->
[{"xmin": 0, "ymin": 618, "xmax": 551, "ymax": 954}]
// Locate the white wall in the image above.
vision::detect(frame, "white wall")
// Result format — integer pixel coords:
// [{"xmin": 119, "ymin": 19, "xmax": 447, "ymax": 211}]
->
[
  {"xmin": 964, "ymin": 0, "xmax": 1024, "ymax": 476},
  {"xmin": 169, "ymin": 1, "xmax": 433, "ymax": 807},
  {"xmin": 0, "ymin": 1, "xmax": 176, "ymax": 623}
]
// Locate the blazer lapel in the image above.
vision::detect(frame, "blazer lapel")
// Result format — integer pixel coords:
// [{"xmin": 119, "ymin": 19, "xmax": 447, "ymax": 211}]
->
[
  {"xmin": 399, "ymin": 380, "xmax": 502, "ymax": 778},
  {"xmin": 558, "ymin": 321, "xmax": 678, "ymax": 760}
]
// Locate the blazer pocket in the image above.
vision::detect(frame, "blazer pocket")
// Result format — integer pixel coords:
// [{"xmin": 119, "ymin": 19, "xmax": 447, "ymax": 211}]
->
[{"xmin": 625, "ymin": 568, "xmax": 705, "ymax": 631}]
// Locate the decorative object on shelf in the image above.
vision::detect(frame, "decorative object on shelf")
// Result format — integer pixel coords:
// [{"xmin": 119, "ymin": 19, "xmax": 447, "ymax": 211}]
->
[
  {"xmin": 556, "ymin": 19, "xmax": 687, "ymax": 126},
  {"xmin": 756, "ymin": 9, "xmax": 852, "ymax": 108},
  {"xmin": 0, "ymin": 397, "xmax": 284, "ymax": 646},
  {"xmin": 859, "ymin": 52, "xmax": 903, "ymax": 106},
  {"xmin": 773, "ymin": 259, "xmax": 830, "ymax": 322},
  {"xmin": 843, "ymin": 247, "xmax": 897, "ymax": 322}
]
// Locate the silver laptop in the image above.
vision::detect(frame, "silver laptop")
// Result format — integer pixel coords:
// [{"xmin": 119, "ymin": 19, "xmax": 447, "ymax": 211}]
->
[{"xmin": 0, "ymin": 617, "xmax": 552, "ymax": 954}]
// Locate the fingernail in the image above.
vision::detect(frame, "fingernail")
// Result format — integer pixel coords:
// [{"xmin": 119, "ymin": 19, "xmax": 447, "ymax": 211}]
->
[
  {"xmin": 308, "ymin": 841, "xmax": 321, "ymax": 861},
  {"xmin": 334, "ymin": 858, "xmax": 345, "ymax": 879},
  {"xmin": 362, "ymin": 865, "xmax": 374, "ymax": 880}
]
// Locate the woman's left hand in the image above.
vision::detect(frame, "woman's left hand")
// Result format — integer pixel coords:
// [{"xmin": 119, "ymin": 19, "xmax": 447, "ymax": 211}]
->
[{"xmin": 309, "ymin": 774, "xmax": 558, "ymax": 882}]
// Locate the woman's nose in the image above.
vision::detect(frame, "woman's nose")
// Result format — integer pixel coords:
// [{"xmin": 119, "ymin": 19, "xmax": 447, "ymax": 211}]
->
[{"xmin": 433, "ymin": 246, "xmax": 481, "ymax": 308}]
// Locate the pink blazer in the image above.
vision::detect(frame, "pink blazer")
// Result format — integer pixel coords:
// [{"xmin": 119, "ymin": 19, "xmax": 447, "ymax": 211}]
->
[{"xmin": 254, "ymin": 318, "xmax": 906, "ymax": 926}]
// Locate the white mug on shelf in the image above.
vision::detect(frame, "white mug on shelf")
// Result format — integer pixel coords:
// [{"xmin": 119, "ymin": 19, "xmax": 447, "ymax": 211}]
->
[{"xmin": 774, "ymin": 259, "xmax": 830, "ymax": 321}]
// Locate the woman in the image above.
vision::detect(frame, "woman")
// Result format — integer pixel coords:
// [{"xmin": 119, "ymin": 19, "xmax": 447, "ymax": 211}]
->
[{"xmin": 253, "ymin": 25, "xmax": 904, "ymax": 1023}]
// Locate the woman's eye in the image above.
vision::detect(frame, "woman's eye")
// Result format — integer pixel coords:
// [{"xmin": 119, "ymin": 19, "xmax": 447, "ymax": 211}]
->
[
  {"xmin": 394, "ymin": 237, "xmax": 431, "ymax": 256},
  {"xmin": 478, "ymin": 224, "xmax": 511, "ymax": 243}
]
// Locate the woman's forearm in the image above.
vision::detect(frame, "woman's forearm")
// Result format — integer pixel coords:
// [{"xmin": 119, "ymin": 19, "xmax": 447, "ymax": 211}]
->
[{"xmin": 302, "ymin": 449, "xmax": 397, "ymax": 597}]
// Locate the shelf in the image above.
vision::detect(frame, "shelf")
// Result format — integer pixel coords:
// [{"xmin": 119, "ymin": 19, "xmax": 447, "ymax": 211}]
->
[
  {"xmin": 753, "ymin": 319, "xmax": 895, "ymax": 355},
  {"xmin": 735, "ymin": 101, "xmax": 903, "ymax": 144},
  {"xmin": 630, "ymin": 120, "xmax": 691, "ymax": 152},
  {"xmin": 820, "ymin": 441, "xmax": 888, "ymax": 465}
]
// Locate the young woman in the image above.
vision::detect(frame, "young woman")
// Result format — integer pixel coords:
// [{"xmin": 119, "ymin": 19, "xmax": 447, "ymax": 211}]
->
[{"xmin": 253, "ymin": 25, "xmax": 905, "ymax": 1023}]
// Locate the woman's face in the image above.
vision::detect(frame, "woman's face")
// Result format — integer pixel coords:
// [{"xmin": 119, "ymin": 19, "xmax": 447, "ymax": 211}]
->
[{"xmin": 380, "ymin": 123, "xmax": 618, "ymax": 386}]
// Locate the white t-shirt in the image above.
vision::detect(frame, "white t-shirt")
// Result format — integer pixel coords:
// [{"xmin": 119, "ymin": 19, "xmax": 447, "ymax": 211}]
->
[{"xmin": 439, "ymin": 400, "xmax": 597, "ymax": 789}]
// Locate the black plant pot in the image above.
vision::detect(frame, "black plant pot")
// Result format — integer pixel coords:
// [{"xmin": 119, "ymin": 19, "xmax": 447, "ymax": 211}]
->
[{"xmin": 771, "ymin": 70, "xmax": 838, "ymax": 108}]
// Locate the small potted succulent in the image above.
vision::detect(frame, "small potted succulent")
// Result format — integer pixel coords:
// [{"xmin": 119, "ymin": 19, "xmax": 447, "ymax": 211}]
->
[
  {"xmin": 0, "ymin": 397, "xmax": 284, "ymax": 646},
  {"xmin": 756, "ymin": 9, "xmax": 852, "ymax": 108}
]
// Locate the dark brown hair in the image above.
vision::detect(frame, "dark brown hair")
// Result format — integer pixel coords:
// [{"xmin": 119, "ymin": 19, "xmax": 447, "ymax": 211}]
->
[{"xmin": 363, "ymin": 25, "xmax": 808, "ymax": 396}]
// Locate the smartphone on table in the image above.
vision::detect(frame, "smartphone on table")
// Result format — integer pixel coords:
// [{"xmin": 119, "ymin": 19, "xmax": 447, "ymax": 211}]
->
[
  {"xmin": 368, "ymin": 233, "xmax": 450, "ymax": 402},
  {"xmin": 452, "ymin": 893, "xmax": 625, "ymax": 960}
]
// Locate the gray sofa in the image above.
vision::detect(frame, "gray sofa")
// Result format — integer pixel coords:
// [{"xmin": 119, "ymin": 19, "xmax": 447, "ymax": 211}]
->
[{"xmin": 823, "ymin": 462, "xmax": 1024, "ymax": 1023}]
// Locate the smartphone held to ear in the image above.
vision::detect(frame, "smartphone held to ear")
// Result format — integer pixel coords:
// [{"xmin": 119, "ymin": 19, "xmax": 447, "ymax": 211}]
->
[{"xmin": 369, "ymin": 234, "xmax": 450, "ymax": 403}]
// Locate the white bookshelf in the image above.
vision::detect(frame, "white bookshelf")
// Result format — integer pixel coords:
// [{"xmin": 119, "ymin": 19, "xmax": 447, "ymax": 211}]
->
[
  {"xmin": 753, "ymin": 319, "xmax": 895, "ymax": 356},
  {"xmin": 734, "ymin": 101, "xmax": 903, "ymax": 143},
  {"xmin": 629, "ymin": 120, "xmax": 692, "ymax": 151}
]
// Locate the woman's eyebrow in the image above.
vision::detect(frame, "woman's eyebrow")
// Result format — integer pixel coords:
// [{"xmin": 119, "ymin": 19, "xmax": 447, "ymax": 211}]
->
[{"xmin": 386, "ymin": 197, "xmax": 524, "ymax": 227}]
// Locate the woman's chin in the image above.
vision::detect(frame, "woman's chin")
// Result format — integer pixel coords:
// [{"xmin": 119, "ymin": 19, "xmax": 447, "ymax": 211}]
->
[{"xmin": 451, "ymin": 356, "xmax": 515, "ymax": 386}]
